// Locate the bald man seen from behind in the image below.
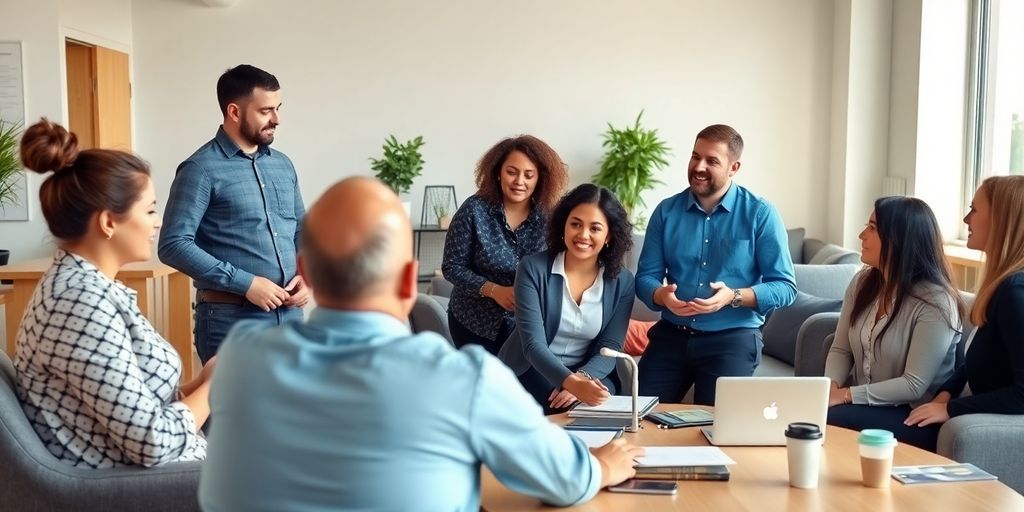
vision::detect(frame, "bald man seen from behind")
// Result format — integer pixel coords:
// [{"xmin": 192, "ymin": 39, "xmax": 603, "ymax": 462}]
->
[{"xmin": 198, "ymin": 177, "xmax": 643, "ymax": 512}]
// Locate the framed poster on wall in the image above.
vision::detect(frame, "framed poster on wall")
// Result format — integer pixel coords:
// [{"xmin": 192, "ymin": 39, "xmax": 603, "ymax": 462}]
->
[{"xmin": 0, "ymin": 40, "xmax": 28, "ymax": 222}]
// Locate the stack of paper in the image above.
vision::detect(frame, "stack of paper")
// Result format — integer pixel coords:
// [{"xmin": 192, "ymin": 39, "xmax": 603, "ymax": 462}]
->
[
  {"xmin": 567, "ymin": 396, "xmax": 659, "ymax": 418},
  {"xmin": 633, "ymin": 446, "xmax": 736, "ymax": 481}
]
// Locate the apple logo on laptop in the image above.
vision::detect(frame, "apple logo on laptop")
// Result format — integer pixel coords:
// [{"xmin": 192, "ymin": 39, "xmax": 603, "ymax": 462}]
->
[{"xmin": 762, "ymin": 402, "xmax": 779, "ymax": 420}]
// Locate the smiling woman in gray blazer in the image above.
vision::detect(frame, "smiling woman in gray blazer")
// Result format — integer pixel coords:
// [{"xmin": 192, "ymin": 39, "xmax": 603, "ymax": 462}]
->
[{"xmin": 499, "ymin": 184, "xmax": 635, "ymax": 414}]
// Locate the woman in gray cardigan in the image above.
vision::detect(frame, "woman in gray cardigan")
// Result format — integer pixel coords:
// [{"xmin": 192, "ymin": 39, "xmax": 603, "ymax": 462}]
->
[
  {"xmin": 499, "ymin": 184, "xmax": 635, "ymax": 414},
  {"xmin": 825, "ymin": 196, "xmax": 964, "ymax": 450}
]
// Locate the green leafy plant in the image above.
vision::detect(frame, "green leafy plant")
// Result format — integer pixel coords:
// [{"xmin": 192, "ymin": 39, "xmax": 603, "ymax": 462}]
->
[
  {"xmin": 370, "ymin": 135, "xmax": 425, "ymax": 196},
  {"xmin": 591, "ymin": 110, "xmax": 671, "ymax": 229},
  {"xmin": 0, "ymin": 119, "xmax": 23, "ymax": 212}
]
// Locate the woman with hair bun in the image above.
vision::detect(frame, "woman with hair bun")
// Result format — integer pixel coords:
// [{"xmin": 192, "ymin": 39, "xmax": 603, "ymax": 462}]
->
[{"xmin": 13, "ymin": 119, "xmax": 211, "ymax": 468}]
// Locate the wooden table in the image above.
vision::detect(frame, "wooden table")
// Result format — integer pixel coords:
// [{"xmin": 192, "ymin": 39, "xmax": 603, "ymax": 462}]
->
[
  {"xmin": 481, "ymin": 405, "xmax": 1024, "ymax": 511},
  {"xmin": 0, "ymin": 257, "xmax": 195, "ymax": 380}
]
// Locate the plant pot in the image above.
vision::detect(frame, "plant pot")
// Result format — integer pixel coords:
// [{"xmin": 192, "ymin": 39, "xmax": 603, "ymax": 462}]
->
[{"xmin": 438, "ymin": 215, "xmax": 452, "ymax": 230}]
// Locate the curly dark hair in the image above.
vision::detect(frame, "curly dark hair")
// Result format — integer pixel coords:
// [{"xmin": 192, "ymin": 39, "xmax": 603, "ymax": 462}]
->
[
  {"xmin": 474, "ymin": 135, "xmax": 568, "ymax": 213},
  {"xmin": 546, "ymin": 184, "xmax": 633, "ymax": 279}
]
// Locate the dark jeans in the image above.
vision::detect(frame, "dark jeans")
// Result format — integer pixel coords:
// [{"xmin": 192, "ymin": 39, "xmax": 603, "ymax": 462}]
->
[
  {"xmin": 517, "ymin": 363, "xmax": 619, "ymax": 415},
  {"xmin": 637, "ymin": 321, "xmax": 762, "ymax": 406},
  {"xmin": 194, "ymin": 302, "xmax": 303, "ymax": 363},
  {"xmin": 828, "ymin": 404, "xmax": 941, "ymax": 452},
  {"xmin": 448, "ymin": 312, "xmax": 512, "ymax": 356}
]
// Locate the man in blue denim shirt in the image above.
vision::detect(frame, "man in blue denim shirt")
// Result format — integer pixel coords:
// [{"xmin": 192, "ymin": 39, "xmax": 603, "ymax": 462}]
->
[
  {"xmin": 635, "ymin": 124, "xmax": 796, "ymax": 405},
  {"xmin": 159, "ymin": 65, "xmax": 308, "ymax": 363}
]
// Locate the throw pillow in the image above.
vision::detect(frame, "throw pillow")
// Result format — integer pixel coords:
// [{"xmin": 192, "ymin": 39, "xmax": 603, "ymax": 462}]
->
[
  {"xmin": 808, "ymin": 243, "xmax": 847, "ymax": 265},
  {"xmin": 761, "ymin": 291, "xmax": 843, "ymax": 366}
]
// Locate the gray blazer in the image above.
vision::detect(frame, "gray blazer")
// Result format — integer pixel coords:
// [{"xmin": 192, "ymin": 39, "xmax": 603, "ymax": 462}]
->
[
  {"xmin": 824, "ymin": 270, "xmax": 961, "ymax": 407},
  {"xmin": 498, "ymin": 250, "xmax": 635, "ymax": 387}
]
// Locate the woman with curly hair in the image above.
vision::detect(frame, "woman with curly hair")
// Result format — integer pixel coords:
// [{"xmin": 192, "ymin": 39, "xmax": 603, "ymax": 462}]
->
[
  {"xmin": 442, "ymin": 135, "xmax": 568, "ymax": 354},
  {"xmin": 498, "ymin": 184, "xmax": 635, "ymax": 413}
]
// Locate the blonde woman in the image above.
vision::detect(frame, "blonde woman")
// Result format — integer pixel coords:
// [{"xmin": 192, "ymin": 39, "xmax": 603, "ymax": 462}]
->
[{"xmin": 907, "ymin": 176, "xmax": 1024, "ymax": 434}]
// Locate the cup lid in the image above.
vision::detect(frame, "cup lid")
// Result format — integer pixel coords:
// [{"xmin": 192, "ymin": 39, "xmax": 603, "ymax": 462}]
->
[
  {"xmin": 785, "ymin": 422, "xmax": 823, "ymax": 440},
  {"xmin": 858, "ymin": 429, "xmax": 897, "ymax": 446}
]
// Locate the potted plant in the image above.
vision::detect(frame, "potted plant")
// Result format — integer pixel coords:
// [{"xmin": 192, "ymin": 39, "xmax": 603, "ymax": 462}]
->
[
  {"xmin": 0, "ymin": 119, "xmax": 23, "ymax": 267},
  {"xmin": 433, "ymin": 201, "xmax": 452, "ymax": 229},
  {"xmin": 591, "ymin": 110, "xmax": 671, "ymax": 230},
  {"xmin": 370, "ymin": 135, "xmax": 425, "ymax": 217}
]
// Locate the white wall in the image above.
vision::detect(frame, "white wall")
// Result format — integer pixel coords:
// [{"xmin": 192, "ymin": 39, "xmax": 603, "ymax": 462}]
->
[
  {"xmin": 828, "ymin": 0, "xmax": 893, "ymax": 249},
  {"xmin": 0, "ymin": 0, "xmax": 133, "ymax": 264},
  {"xmin": 131, "ymin": 0, "xmax": 835, "ymax": 242}
]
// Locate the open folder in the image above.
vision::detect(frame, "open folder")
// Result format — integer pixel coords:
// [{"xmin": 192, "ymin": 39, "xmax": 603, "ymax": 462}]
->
[{"xmin": 567, "ymin": 395, "xmax": 659, "ymax": 418}]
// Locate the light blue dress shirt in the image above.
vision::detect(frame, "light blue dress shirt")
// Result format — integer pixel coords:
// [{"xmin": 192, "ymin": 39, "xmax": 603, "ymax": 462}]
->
[
  {"xmin": 635, "ymin": 183, "xmax": 796, "ymax": 331},
  {"xmin": 199, "ymin": 309, "xmax": 601, "ymax": 512}
]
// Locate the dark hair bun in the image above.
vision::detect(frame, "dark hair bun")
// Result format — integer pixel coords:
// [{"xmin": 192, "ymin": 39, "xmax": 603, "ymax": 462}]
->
[{"xmin": 20, "ymin": 118, "xmax": 80, "ymax": 174}]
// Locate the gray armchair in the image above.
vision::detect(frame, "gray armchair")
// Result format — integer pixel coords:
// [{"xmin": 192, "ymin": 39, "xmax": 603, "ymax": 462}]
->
[
  {"xmin": 0, "ymin": 352, "xmax": 202, "ymax": 512},
  {"xmin": 410, "ymin": 293, "xmax": 453, "ymax": 345},
  {"xmin": 793, "ymin": 294, "xmax": 1024, "ymax": 494}
]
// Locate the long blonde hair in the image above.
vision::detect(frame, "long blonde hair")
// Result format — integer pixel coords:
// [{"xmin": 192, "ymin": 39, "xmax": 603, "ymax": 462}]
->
[{"xmin": 972, "ymin": 175, "xmax": 1024, "ymax": 326}]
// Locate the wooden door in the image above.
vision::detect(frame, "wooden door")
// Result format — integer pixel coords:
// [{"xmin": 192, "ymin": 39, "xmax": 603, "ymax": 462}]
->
[
  {"xmin": 94, "ymin": 46, "xmax": 132, "ymax": 151},
  {"xmin": 65, "ymin": 41, "xmax": 96, "ymax": 149},
  {"xmin": 64, "ymin": 41, "xmax": 131, "ymax": 151}
]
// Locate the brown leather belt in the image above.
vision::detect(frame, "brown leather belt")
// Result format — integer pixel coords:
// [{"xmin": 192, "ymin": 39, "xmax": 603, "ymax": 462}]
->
[{"xmin": 196, "ymin": 289, "xmax": 247, "ymax": 305}]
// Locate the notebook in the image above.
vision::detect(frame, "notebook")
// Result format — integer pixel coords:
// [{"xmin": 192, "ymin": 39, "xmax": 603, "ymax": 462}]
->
[
  {"xmin": 567, "ymin": 395, "xmax": 659, "ymax": 418},
  {"xmin": 700, "ymin": 377, "xmax": 830, "ymax": 446}
]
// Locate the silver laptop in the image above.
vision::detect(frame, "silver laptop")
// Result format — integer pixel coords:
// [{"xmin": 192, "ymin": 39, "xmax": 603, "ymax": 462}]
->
[{"xmin": 701, "ymin": 377, "xmax": 830, "ymax": 446}]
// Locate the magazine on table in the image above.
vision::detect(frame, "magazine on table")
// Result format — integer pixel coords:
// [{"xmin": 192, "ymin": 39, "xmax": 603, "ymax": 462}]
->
[{"xmin": 891, "ymin": 463, "xmax": 997, "ymax": 484}]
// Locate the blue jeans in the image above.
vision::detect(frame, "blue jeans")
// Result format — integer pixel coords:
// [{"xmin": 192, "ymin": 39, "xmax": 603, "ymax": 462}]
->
[
  {"xmin": 194, "ymin": 302, "xmax": 303, "ymax": 363},
  {"xmin": 637, "ymin": 321, "xmax": 762, "ymax": 405}
]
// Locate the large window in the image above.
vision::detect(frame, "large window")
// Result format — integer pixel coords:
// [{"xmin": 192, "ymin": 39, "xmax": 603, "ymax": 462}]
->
[{"xmin": 964, "ymin": 0, "xmax": 1024, "ymax": 228}]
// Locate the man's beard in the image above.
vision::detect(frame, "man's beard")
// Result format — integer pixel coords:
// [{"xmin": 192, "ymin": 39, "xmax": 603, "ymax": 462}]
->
[
  {"xmin": 240, "ymin": 116, "xmax": 276, "ymax": 147},
  {"xmin": 688, "ymin": 171, "xmax": 723, "ymax": 198}
]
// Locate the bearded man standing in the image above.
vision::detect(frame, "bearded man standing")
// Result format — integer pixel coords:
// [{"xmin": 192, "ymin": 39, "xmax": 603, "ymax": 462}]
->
[
  {"xmin": 634, "ymin": 124, "xmax": 796, "ymax": 405},
  {"xmin": 159, "ymin": 64, "xmax": 309, "ymax": 363}
]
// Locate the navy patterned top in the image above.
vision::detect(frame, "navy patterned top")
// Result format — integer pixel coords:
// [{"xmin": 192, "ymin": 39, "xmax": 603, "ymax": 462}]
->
[{"xmin": 442, "ymin": 195, "xmax": 546, "ymax": 341}]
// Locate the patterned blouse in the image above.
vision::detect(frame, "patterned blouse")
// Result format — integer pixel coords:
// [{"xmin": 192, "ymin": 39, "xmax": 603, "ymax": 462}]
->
[
  {"xmin": 14, "ymin": 251, "xmax": 206, "ymax": 468},
  {"xmin": 442, "ymin": 195, "xmax": 546, "ymax": 341}
]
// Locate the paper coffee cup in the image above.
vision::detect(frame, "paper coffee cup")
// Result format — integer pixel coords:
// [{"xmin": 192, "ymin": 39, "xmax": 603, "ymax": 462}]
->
[
  {"xmin": 785, "ymin": 422, "xmax": 823, "ymax": 489},
  {"xmin": 858, "ymin": 429, "xmax": 897, "ymax": 488}
]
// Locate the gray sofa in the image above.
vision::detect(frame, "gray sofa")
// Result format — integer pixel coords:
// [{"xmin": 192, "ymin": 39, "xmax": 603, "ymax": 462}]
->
[
  {"xmin": 0, "ymin": 352, "xmax": 202, "ymax": 512},
  {"xmin": 794, "ymin": 292, "xmax": 1024, "ymax": 494}
]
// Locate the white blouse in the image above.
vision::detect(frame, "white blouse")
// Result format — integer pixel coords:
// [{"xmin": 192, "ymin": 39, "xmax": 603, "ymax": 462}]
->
[
  {"xmin": 14, "ymin": 250, "xmax": 206, "ymax": 468},
  {"xmin": 548, "ymin": 252, "xmax": 604, "ymax": 367}
]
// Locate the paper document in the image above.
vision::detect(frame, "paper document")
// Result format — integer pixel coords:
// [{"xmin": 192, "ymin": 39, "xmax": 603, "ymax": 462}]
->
[
  {"xmin": 567, "ymin": 430, "xmax": 620, "ymax": 448},
  {"xmin": 634, "ymin": 446, "xmax": 737, "ymax": 467},
  {"xmin": 573, "ymin": 395, "xmax": 657, "ymax": 413}
]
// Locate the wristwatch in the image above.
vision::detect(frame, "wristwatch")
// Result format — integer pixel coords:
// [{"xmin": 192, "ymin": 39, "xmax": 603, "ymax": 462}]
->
[
  {"xmin": 576, "ymin": 370, "xmax": 594, "ymax": 380},
  {"xmin": 730, "ymin": 288, "xmax": 743, "ymax": 308}
]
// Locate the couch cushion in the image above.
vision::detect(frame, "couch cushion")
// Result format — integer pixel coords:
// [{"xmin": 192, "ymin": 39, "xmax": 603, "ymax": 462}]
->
[
  {"xmin": 762, "ymin": 292, "xmax": 843, "ymax": 366},
  {"xmin": 786, "ymin": 228, "xmax": 806, "ymax": 264},
  {"xmin": 808, "ymin": 243, "xmax": 859, "ymax": 265}
]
